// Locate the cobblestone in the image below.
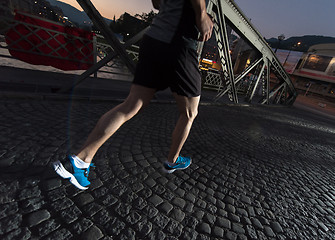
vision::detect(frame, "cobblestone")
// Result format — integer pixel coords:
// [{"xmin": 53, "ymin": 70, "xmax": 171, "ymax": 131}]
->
[
  {"xmin": 170, "ymin": 208, "xmax": 186, "ymax": 222},
  {"xmin": 197, "ymin": 222, "xmax": 211, "ymax": 234},
  {"xmin": 81, "ymin": 225, "xmax": 104, "ymax": 240},
  {"xmin": 148, "ymin": 194, "xmax": 164, "ymax": 207},
  {"xmin": 2, "ymin": 227, "xmax": 31, "ymax": 240},
  {"xmin": 25, "ymin": 209, "xmax": 50, "ymax": 227},
  {"xmin": 37, "ymin": 219, "xmax": 61, "ymax": 237},
  {"xmin": 74, "ymin": 193, "xmax": 94, "ymax": 207},
  {"xmin": 0, "ymin": 99, "xmax": 335, "ymax": 239},
  {"xmin": 158, "ymin": 201, "xmax": 174, "ymax": 214},
  {"xmin": 44, "ymin": 228, "xmax": 73, "ymax": 240},
  {"xmin": 42, "ymin": 178, "xmax": 62, "ymax": 191},
  {"xmin": 0, "ymin": 214, "xmax": 22, "ymax": 235},
  {"xmin": 59, "ymin": 205, "xmax": 82, "ymax": 224},
  {"xmin": 0, "ymin": 202, "xmax": 18, "ymax": 219},
  {"xmin": 172, "ymin": 197, "xmax": 186, "ymax": 208}
]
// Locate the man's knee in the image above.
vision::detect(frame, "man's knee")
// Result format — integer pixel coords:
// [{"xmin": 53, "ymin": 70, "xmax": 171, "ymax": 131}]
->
[
  {"xmin": 181, "ymin": 108, "xmax": 198, "ymax": 122},
  {"xmin": 120, "ymin": 97, "xmax": 143, "ymax": 118}
]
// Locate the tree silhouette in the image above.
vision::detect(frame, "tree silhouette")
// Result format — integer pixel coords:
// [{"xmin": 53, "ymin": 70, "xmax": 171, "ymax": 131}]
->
[{"xmin": 110, "ymin": 11, "xmax": 157, "ymax": 41}]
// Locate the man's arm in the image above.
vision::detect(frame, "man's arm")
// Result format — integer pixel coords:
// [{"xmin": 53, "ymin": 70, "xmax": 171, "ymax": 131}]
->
[
  {"xmin": 189, "ymin": 0, "xmax": 214, "ymax": 42},
  {"xmin": 152, "ymin": 0, "xmax": 161, "ymax": 10}
]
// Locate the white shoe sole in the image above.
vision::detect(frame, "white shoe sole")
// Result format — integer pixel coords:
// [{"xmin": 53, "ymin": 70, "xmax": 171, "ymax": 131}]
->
[
  {"xmin": 52, "ymin": 161, "xmax": 88, "ymax": 190},
  {"xmin": 162, "ymin": 166, "xmax": 176, "ymax": 174}
]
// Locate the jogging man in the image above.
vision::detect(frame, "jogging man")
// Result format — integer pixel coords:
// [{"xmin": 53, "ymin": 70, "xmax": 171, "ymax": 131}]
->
[{"xmin": 53, "ymin": 0, "xmax": 214, "ymax": 190}]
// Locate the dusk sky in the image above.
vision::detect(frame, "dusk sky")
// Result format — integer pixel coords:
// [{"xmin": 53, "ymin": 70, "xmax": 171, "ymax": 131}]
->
[{"xmin": 60, "ymin": 0, "xmax": 335, "ymax": 39}]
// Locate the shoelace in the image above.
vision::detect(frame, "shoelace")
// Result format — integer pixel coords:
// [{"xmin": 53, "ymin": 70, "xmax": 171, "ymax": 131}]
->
[
  {"xmin": 84, "ymin": 163, "xmax": 95, "ymax": 177},
  {"xmin": 176, "ymin": 157, "xmax": 186, "ymax": 165},
  {"xmin": 168, "ymin": 160, "xmax": 185, "ymax": 168}
]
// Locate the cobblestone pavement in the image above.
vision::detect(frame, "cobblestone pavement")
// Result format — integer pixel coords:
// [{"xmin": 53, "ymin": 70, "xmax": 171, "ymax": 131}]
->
[{"xmin": 0, "ymin": 98, "xmax": 335, "ymax": 240}]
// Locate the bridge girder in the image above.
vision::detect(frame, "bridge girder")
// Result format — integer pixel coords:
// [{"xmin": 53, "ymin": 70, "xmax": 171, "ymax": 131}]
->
[
  {"xmin": 0, "ymin": 0, "xmax": 297, "ymax": 105},
  {"xmin": 202, "ymin": 0, "xmax": 297, "ymax": 105}
]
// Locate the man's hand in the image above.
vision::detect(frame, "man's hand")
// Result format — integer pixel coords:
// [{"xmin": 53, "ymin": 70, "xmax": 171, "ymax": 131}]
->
[
  {"xmin": 190, "ymin": 0, "xmax": 214, "ymax": 42},
  {"xmin": 196, "ymin": 11, "xmax": 214, "ymax": 42}
]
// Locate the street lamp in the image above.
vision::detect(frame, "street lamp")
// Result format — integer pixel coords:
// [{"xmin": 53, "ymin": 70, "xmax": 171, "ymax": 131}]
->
[
  {"xmin": 283, "ymin": 41, "xmax": 302, "ymax": 69},
  {"xmin": 296, "ymin": 42, "xmax": 301, "ymax": 50},
  {"xmin": 275, "ymin": 34, "xmax": 285, "ymax": 53},
  {"xmin": 291, "ymin": 41, "xmax": 302, "ymax": 51}
]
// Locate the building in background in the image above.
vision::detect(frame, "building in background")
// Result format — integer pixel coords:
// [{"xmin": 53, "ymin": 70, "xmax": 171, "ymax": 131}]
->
[
  {"xmin": 275, "ymin": 49, "xmax": 303, "ymax": 74},
  {"xmin": 291, "ymin": 43, "xmax": 335, "ymax": 99},
  {"xmin": 200, "ymin": 34, "xmax": 335, "ymax": 101},
  {"xmin": 199, "ymin": 25, "xmax": 236, "ymax": 71}
]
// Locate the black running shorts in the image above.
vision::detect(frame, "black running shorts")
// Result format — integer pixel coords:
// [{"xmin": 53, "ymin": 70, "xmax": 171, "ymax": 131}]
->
[{"xmin": 133, "ymin": 35, "xmax": 201, "ymax": 97}]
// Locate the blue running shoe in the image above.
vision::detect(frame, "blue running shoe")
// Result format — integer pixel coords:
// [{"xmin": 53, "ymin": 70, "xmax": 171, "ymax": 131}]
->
[
  {"xmin": 52, "ymin": 155, "xmax": 94, "ymax": 190},
  {"xmin": 163, "ymin": 156, "xmax": 192, "ymax": 173}
]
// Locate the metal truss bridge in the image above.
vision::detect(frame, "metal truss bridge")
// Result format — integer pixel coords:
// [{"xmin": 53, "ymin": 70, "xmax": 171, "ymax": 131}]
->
[
  {"xmin": 1, "ymin": 0, "xmax": 297, "ymax": 105},
  {"xmin": 202, "ymin": 0, "xmax": 297, "ymax": 105}
]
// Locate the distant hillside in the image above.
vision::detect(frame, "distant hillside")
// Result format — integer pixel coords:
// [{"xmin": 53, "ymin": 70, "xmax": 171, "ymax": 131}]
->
[
  {"xmin": 46, "ymin": 0, "xmax": 112, "ymax": 27},
  {"xmin": 267, "ymin": 35, "xmax": 335, "ymax": 52}
]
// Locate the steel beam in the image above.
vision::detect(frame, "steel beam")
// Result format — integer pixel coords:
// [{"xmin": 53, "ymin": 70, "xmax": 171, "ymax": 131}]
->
[
  {"xmin": 208, "ymin": 0, "xmax": 238, "ymax": 103},
  {"xmin": 76, "ymin": 0, "xmax": 135, "ymax": 74},
  {"xmin": 247, "ymin": 61, "xmax": 265, "ymax": 102},
  {"xmin": 265, "ymin": 59, "xmax": 270, "ymax": 104},
  {"xmin": 58, "ymin": 0, "xmax": 141, "ymax": 93},
  {"xmin": 234, "ymin": 58, "xmax": 263, "ymax": 85},
  {"xmin": 207, "ymin": 0, "xmax": 297, "ymax": 105}
]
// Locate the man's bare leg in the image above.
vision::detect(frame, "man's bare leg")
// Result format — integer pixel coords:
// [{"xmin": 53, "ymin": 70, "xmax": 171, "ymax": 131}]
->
[
  {"xmin": 167, "ymin": 94, "xmax": 200, "ymax": 163},
  {"xmin": 76, "ymin": 84, "xmax": 156, "ymax": 163}
]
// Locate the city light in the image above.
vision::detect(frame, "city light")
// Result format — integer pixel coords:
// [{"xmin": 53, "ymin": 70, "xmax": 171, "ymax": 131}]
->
[{"xmin": 202, "ymin": 58, "xmax": 213, "ymax": 63}]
